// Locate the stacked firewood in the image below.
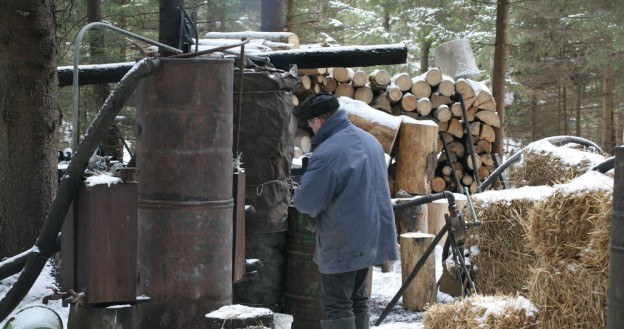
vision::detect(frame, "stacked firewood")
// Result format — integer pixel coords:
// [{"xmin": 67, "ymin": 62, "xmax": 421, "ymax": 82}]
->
[{"xmin": 293, "ymin": 67, "xmax": 500, "ymax": 194}]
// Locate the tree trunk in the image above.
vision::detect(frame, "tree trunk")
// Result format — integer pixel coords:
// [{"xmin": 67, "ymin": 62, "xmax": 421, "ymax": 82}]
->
[
  {"xmin": 602, "ymin": 64, "xmax": 614, "ymax": 154},
  {"xmin": 400, "ymin": 232, "xmax": 436, "ymax": 311},
  {"xmin": 491, "ymin": 0, "xmax": 510, "ymax": 159},
  {"xmin": 419, "ymin": 40, "xmax": 431, "ymax": 74},
  {"xmin": 530, "ymin": 93, "xmax": 538, "ymax": 142},
  {"xmin": 261, "ymin": 0, "xmax": 283, "ymax": 32},
  {"xmin": 575, "ymin": 82, "xmax": 583, "ymax": 137},
  {"xmin": 562, "ymin": 85, "xmax": 568, "ymax": 135},
  {"xmin": 118, "ymin": 0, "xmax": 128, "ymax": 60},
  {"xmin": 0, "ymin": 0, "xmax": 59, "ymax": 257},
  {"xmin": 285, "ymin": 0, "xmax": 295, "ymax": 31}
]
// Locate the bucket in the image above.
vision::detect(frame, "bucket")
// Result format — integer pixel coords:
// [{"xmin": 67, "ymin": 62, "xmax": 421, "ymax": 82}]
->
[
  {"xmin": 2, "ymin": 306, "xmax": 62, "ymax": 329},
  {"xmin": 434, "ymin": 38, "xmax": 480, "ymax": 79}
]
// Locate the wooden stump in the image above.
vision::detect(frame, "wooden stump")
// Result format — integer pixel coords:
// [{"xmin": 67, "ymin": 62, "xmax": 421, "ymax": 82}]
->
[
  {"xmin": 400, "ymin": 232, "xmax": 436, "ymax": 311},
  {"xmin": 68, "ymin": 300, "xmax": 137, "ymax": 329},
  {"xmin": 205, "ymin": 305, "xmax": 274, "ymax": 329},
  {"xmin": 427, "ymin": 194, "xmax": 467, "ymax": 247},
  {"xmin": 340, "ymin": 97, "xmax": 402, "ymax": 154},
  {"xmin": 393, "ymin": 117, "xmax": 438, "ymax": 195},
  {"xmin": 393, "ymin": 198, "xmax": 428, "ymax": 235}
]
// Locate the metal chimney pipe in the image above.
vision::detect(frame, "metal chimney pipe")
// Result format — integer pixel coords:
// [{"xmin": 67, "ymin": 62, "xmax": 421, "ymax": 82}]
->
[{"xmin": 608, "ymin": 145, "xmax": 624, "ymax": 329}]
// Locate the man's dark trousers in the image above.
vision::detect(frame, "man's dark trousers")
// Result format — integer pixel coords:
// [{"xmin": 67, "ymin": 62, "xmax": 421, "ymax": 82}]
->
[{"xmin": 321, "ymin": 267, "xmax": 370, "ymax": 328}]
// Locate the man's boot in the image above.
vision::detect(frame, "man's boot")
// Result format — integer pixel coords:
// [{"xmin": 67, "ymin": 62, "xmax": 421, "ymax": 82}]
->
[
  {"xmin": 354, "ymin": 312, "xmax": 370, "ymax": 329},
  {"xmin": 320, "ymin": 316, "xmax": 356, "ymax": 329}
]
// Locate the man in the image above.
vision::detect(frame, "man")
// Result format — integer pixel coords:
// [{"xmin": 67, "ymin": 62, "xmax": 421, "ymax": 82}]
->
[{"xmin": 292, "ymin": 93, "xmax": 399, "ymax": 329}]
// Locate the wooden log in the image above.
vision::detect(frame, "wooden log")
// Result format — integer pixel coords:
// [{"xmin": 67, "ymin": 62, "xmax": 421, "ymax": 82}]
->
[
  {"xmin": 433, "ymin": 104, "xmax": 452, "ymax": 122},
  {"xmin": 438, "ymin": 75, "xmax": 455, "ymax": 97},
  {"xmin": 475, "ymin": 110, "xmax": 501, "ymax": 127},
  {"xmin": 424, "ymin": 67, "xmax": 442, "ymax": 87},
  {"xmin": 391, "ymin": 73, "xmax": 413, "ymax": 92},
  {"xmin": 354, "ymin": 85, "xmax": 374, "ymax": 104},
  {"xmin": 476, "ymin": 140, "xmax": 492, "ymax": 154},
  {"xmin": 205, "ymin": 305, "xmax": 274, "ymax": 329},
  {"xmin": 464, "ymin": 154, "xmax": 482, "ymax": 172},
  {"xmin": 478, "ymin": 165, "xmax": 490, "ymax": 179},
  {"xmin": 447, "ymin": 141, "xmax": 465, "ymax": 158},
  {"xmin": 461, "ymin": 174, "xmax": 474, "ymax": 186},
  {"xmin": 450, "ymin": 102, "xmax": 463, "ymax": 118},
  {"xmin": 298, "ymin": 67, "xmax": 327, "ymax": 75},
  {"xmin": 431, "ymin": 177, "xmax": 447, "ymax": 193},
  {"xmin": 400, "ymin": 232, "xmax": 436, "ymax": 311},
  {"xmin": 469, "ymin": 122, "xmax": 481, "ymax": 137},
  {"xmin": 431, "ymin": 93, "xmax": 452, "ymax": 109},
  {"xmin": 399, "ymin": 93, "xmax": 418, "ymax": 112},
  {"xmin": 292, "ymin": 94, "xmax": 299, "ymax": 107},
  {"xmin": 352, "ymin": 70, "xmax": 368, "ymax": 87},
  {"xmin": 309, "ymin": 74, "xmax": 325, "ymax": 85},
  {"xmin": 393, "ymin": 198, "xmax": 428, "ymax": 235},
  {"xmin": 386, "ymin": 85, "xmax": 404, "ymax": 104},
  {"xmin": 322, "ymin": 76, "xmax": 338, "ymax": 93},
  {"xmin": 416, "ymin": 97, "xmax": 433, "ymax": 117},
  {"xmin": 411, "ymin": 76, "xmax": 432, "ymax": 99},
  {"xmin": 465, "ymin": 106, "xmax": 476, "ymax": 122},
  {"xmin": 204, "ymin": 31, "xmax": 300, "ymax": 48},
  {"xmin": 340, "ymin": 97, "xmax": 401, "ymax": 153},
  {"xmin": 479, "ymin": 124, "xmax": 496, "ymax": 143},
  {"xmin": 455, "ymin": 78, "xmax": 476, "ymax": 99},
  {"xmin": 480, "ymin": 153, "xmax": 494, "ymax": 166},
  {"xmin": 438, "ymin": 120, "xmax": 449, "ymax": 132},
  {"xmin": 335, "ymin": 82, "xmax": 354, "ymax": 98},
  {"xmin": 333, "ymin": 67, "xmax": 354, "ymax": 83},
  {"xmin": 393, "ymin": 117, "xmax": 439, "ymax": 195},
  {"xmin": 259, "ymin": 43, "xmax": 408, "ymax": 70},
  {"xmin": 446, "ymin": 118, "xmax": 464, "ymax": 138},
  {"xmin": 369, "ymin": 69, "xmax": 392, "ymax": 91},
  {"xmin": 428, "ymin": 194, "xmax": 467, "ymax": 247},
  {"xmin": 440, "ymin": 165, "xmax": 453, "ymax": 176},
  {"xmin": 295, "ymin": 75, "xmax": 311, "ymax": 92},
  {"xmin": 371, "ymin": 91, "xmax": 392, "ymax": 113}
]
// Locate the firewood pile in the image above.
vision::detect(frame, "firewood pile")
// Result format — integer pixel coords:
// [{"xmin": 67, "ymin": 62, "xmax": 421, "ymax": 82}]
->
[{"xmin": 293, "ymin": 66, "xmax": 500, "ymax": 194}]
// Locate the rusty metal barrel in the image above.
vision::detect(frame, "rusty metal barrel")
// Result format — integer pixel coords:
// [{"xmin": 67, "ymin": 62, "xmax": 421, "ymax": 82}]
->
[
  {"xmin": 284, "ymin": 207, "xmax": 323, "ymax": 329},
  {"xmin": 135, "ymin": 58, "xmax": 234, "ymax": 329}
]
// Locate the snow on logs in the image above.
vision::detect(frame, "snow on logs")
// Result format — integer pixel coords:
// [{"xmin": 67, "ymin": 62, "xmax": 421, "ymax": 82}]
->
[{"xmin": 293, "ymin": 67, "xmax": 500, "ymax": 194}]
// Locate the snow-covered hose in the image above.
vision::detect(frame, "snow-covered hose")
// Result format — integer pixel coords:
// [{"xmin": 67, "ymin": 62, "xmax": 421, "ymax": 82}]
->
[
  {"xmin": 590, "ymin": 156, "xmax": 615, "ymax": 173},
  {"xmin": 0, "ymin": 58, "xmax": 159, "ymax": 322},
  {"xmin": 0, "ymin": 237, "xmax": 60, "ymax": 281},
  {"xmin": 477, "ymin": 135, "xmax": 604, "ymax": 192}
]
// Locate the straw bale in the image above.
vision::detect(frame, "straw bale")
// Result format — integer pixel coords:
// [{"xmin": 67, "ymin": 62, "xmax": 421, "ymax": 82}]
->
[
  {"xmin": 527, "ymin": 262, "xmax": 607, "ymax": 329},
  {"xmin": 508, "ymin": 151, "xmax": 591, "ymax": 187},
  {"xmin": 579, "ymin": 200, "xmax": 612, "ymax": 271},
  {"xmin": 527, "ymin": 189, "xmax": 612, "ymax": 263},
  {"xmin": 422, "ymin": 295, "xmax": 538, "ymax": 329}
]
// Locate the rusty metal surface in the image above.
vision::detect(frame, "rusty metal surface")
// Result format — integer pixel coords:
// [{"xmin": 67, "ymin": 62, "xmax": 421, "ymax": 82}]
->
[
  {"xmin": 233, "ymin": 171, "xmax": 246, "ymax": 283},
  {"xmin": 608, "ymin": 146, "xmax": 624, "ymax": 328},
  {"xmin": 61, "ymin": 182, "xmax": 138, "ymax": 304},
  {"xmin": 135, "ymin": 58, "xmax": 234, "ymax": 329}
]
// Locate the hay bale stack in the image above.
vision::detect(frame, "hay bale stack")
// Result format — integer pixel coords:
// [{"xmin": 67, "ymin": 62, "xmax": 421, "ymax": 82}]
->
[
  {"xmin": 527, "ymin": 172, "xmax": 613, "ymax": 263},
  {"xmin": 422, "ymin": 295, "xmax": 538, "ymax": 329},
  {"xmin": 467, "ymin": 186, "xmax": 554, "ymax": 295},
  {"xmin": 509, "ymin": 140, "xmax": 605, "ymax": 187},
  {"xmin": 526, "ymin": 262, "xmax": 608, "ymax": 329}
]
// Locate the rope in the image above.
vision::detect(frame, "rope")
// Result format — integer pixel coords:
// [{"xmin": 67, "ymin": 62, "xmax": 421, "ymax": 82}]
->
[{"xmin": 254, "ymin": 177, "xmax": 297, "ymax": 196}]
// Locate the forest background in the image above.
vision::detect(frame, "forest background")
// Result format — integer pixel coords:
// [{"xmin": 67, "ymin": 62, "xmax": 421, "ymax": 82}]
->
[{"xmin": 0, "ymin": 0, "xmax": 622, "ymax": 258}]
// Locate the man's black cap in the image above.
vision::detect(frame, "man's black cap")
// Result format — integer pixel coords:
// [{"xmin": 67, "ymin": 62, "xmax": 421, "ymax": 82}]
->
[{"xmin": 293, "ymin": 93, "xmax": 340, "ymax": 120}]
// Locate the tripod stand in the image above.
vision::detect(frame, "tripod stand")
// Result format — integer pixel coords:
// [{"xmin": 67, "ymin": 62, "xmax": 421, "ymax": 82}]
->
[{"xmin": 374, "ymin": 191, "xmax": 478, "ymax": 326}]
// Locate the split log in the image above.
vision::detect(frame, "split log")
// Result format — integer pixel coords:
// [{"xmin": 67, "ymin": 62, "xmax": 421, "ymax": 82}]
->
[
  {"xmin": 465, "ymin": 106, "xmax": 476, "ymax": 121},
  {"xmin": 411, "ymin": 77, "xmax": 432, "ymax": 99},
  {"xmin": 393, "ymin": 117, "xmax": 439, "ymax": 195},
  {"xmin": 446, "ymin": 118, "xmax": 464, "ymax": 139},
  {"xmin": 478, "ymin": 165, "xmax": 490, "ymax": 180},
  {"xmin": 431, "ymin": 93, "xmax": 451, "ymax": 109},
  {"xmin": 339, "ymin": 97, "xmax": 401, "ymax": 153},
  {"xmin": 399, "ymin": 93, "xmax": 418, "ymax": 112},
  {"xmin": 333, "ymin": 67, "xmax": 354, "ymax": 83},
  {"xmin": 204, "ymin": 31, "xmax": 300, "ymax": 48},
  {"xmin": 354, "ymin": 85, "xmax": 374, "ymax": 104},
  {"xmin": 416, "ymin": 98, "xmax": 433, "ymax": 117},
  {"xmin": 455, "ymin": 78, "xmax": 476, "ymax": 99},
  {"xmin": 476, "ymin": 140, "xmax": 492, "ymax": 154},
  {"xmin": 335, "ymin": 82, "xmax": 354, "ymax": 98},
  {"xmin": 369, "ymin": 69, "xmax": 392, "ymax": 91},
  {"xmin": 475, "ymin": 110, "xmax": 501, "ymax": 127},
  {"xmin": 371, "ymin": 92, "xmax": 392, "ymax": 113},
  {"xmin": 437, "ymin": 75, "xmax": 455, "ymax": 97},
  {"xmin": 322, "ymin": 76, "xmax": 338, "ymax": 93},
  {"xmin": 447, "ymin": 141, "xmax": 465, "ymax": 158},
  {"xmin": 391, "ymin": 73, "xmax": 413, "ymax": 92},
  {"xmin": 469, "ymin": 122, "xmax": 481, "ymax": 137},
  {"xmin": 438, "ymin": 120, "xmax": 449, "ymax": 132},
  {"xmin": 433, "ymin": 104, "xmax": 452, "ymax": 122},
  {"xmin": 463, "ymin": 154, "xmax": 482, "ymax": 172},
  {"xmin": 479, "ymin": 124, "xmax": 496, "ymax": 143},
  {"xmin": 352, "ymin": 70, "xmax": 369, "ymax": 87},
  {"xmin": 400, "ymin": 232, "xmax": 436, "ymax": 311},
  {"xmin": 480, "ymin": 153, "xmax": 494, "ymax": 166}
]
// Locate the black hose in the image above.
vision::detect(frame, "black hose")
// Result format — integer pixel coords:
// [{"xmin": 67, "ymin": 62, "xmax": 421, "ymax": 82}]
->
[
  {"xmin": 393, "ymin": 191, "xmax": 454, "ymax": 211},
  {"xmin": 478, "ymin": 135, "xmax": 605, "ymax": 192},
  {"xmin": 0, "ymin": 58, "xmax": 159, "ymax": 322},
  {"xmin": 590, "ymin": 156, "xmax": 615, "ymax": 173}
]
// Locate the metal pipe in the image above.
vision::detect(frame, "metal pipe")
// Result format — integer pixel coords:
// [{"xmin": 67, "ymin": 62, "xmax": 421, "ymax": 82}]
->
[
  {"xmin": 71, "ymin": 22, "xmax": 182, "ymax": 150},
  {"xmin": 459, "ymin": 94, "xmax": 481, "ymax": 186},
  {"xmin": 0, "ymin": 59, "xmax": 159, "ymax": 323},
  {"xmin": 591, "ymin": 156, "xmax": 615, "ymax": 173},
  {"xmin": 608, "ymin": 146, "xmax": 624, "ymax": 329},
  {"xmin": 393, "ymin": 191, "xmax": 454, "ymax": 212},
  {"xmin": 439, "ymin": 132, "xmax": 463, "ymax": 193}
]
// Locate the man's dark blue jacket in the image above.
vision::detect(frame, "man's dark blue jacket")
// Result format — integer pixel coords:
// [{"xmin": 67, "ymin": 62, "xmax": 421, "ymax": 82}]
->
[{"xmin": 293, "ymin": 109, "xmax": 399, "ymax": 274}]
